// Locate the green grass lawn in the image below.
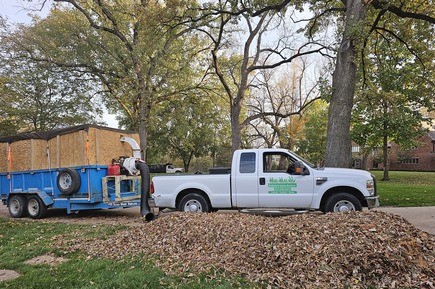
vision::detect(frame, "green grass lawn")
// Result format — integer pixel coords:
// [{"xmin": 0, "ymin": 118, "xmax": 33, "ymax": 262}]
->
[
  {"xmin": 371, "ymin": 171, "xmax": 435, "ymax": 207},
  {"xmin": 0, "ymin": 219, "xmax": 257, "ymax": 289}
]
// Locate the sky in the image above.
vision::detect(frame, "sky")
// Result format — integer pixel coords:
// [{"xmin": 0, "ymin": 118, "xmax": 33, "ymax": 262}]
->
[
  {"xmin": 0, "ymin": 0, "xmax": 50, "ymax": 23},
  {"xmin": 0, "ymin": 0, "xmax": 119, "ymax": 128}
]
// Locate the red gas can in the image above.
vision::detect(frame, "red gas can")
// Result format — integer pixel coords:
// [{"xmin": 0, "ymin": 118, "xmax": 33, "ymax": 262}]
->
[{"xmin": 108, "ymin": 164, "xmax": 121, "ymax": 176}]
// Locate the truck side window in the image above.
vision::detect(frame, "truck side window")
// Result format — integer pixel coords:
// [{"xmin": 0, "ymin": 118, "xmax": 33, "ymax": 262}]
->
[
  {"xmin": 240, "ymin": 152, "xmax": 256, "ymax": 173},
  {"xmin": 263, "ymin": 153, "xmax": 294, "ymax": 174}
]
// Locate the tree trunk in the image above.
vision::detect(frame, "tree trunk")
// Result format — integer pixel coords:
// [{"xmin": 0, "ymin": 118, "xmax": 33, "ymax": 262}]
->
[
  {"xmin": 382, "ymin": 102, "xmax": 390, "ymax": 181},
  {"xmin": 139, "ymin": 102, "xmax": 149, "ymax": 161},
  {"xmin": 382, "ymin": 133, "xmax": 390, "ymax": 181},
  {"xmin": 137, "ymin": 80, "xmax": 151, "ymax": 162},
  {"xmin": 133, "ymin": 55, "xmax": 150, "ymax": 162},
  {"xmin": 183, "ymin": 152, "xmax": 194, "ymax": 173},
  {"xmin": 325, "ymin": 0, "xmax": 366, "ymax": 168},
  {"xmin": 362, "ymin": 151, "xmax": 369, "ymax": 170},
  {"xmin": 231, "ymin": 102, "xmax": 242, "ymax": 154}
]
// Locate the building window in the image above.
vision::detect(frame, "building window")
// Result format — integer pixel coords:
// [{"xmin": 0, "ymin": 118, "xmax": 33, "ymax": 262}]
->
[
  {"xmin": 352, "ymin": 146, "xmax": 360, "ymax": 153},
  {"xmin": 400, "ymin": 158, "xmax": 419, "ymax": 164}
]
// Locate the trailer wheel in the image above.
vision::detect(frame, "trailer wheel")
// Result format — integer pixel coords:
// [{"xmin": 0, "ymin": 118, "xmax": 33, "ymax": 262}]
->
[
  {"xmin": 323, "ymin": 193, "xmax": 362, "ymax": 213},
  {"xmin": 57, "ymin": 168, "xmax": 81, "ymax": 195},
  {"xmin": 179, "ymin": 193, "xmax": 211, "ymax": 213},
  {"xmin": 27, "ymin": 196, "xmax": 47, "ymax": 219},
  {"xmin": 8, "ymin": 195, "xmax": 27, "ymax": 218}
]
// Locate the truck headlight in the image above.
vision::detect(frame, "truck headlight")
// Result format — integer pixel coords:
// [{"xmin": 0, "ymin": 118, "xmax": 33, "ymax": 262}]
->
[{"xmin": 366, "ymin": 179, "xmax": 375, "ymax": 196}]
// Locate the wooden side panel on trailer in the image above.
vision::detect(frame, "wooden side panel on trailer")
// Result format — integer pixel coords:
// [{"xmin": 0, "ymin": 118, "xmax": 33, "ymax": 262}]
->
[{"xmin": 0, "ymin": 125, "xmax": 140, "ymax": 173}]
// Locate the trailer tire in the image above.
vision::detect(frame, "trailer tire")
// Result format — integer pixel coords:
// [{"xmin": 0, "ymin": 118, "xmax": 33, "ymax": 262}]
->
[
  {"xmin": 8, "ymin": 195, "xmax": 27, "ymax": 218},
  {"xmin": 27, "ymin": 196, "xmax": 47, "ymax": 219},
  {"xmin": 323, "ymin": 193, "xmax": 362, "ymax": 213},
  {"xmin": 179, "ymin": 193, "xmax": 211, "ymax": 213},
  {"xmin": 57, "ymin": 168, "xmax": 81, "ymax": 195}
]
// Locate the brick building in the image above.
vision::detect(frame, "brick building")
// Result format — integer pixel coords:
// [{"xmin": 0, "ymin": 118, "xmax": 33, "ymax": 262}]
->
[
  {"xmin": 352, "ymin": 131, "xmax": 435, "ymax": 172},
  {"xmin": 388, "ymin": 131, "xmax": 435, "ymax": 171}
]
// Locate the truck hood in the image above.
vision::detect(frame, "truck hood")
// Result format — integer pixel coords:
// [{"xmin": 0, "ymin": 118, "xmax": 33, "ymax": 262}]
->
[{"xmin": 313, "ymin": 167, "xmax": 372, "ymax": 178}]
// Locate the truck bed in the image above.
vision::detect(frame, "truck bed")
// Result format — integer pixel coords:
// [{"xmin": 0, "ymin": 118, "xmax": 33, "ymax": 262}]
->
[{"xmin": 152, "ymin": 173, "xmax": 232, "ymax": 209}]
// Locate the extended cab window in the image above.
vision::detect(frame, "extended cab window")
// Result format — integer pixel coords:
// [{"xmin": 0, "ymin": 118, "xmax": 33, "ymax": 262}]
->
[
  {"xmin": 263, "ymin": 153, "xmax": 294, "ymax": 174},
  {"xmin": 240, "ymin": 152, "xmax": 256, "ymax": 173}
]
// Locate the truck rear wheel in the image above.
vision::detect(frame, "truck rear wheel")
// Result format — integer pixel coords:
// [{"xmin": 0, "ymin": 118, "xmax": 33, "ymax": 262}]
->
[
  {"xmin": 9, "ymin": 195, "xmax": 27, "ymax": 218},
  {"xmin": 323, "ymin": 193, "xmax": 362, "ymax": 213},
  {"xmin": 27, "ymin": 196, "xmax": 47, "ymax": 219},
  {"xmin": 57, "ymin": 168, "xmax": 81, "ymax": 195},
  {"xmin": 179, "ymin": 193, "xmax": 211, "ymax": 213}
]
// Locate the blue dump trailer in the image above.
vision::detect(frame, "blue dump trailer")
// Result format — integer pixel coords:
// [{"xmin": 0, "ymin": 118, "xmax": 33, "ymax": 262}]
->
[{"xmin": 0, "ymin": 125, "xmax": 155, "ymax": 221}]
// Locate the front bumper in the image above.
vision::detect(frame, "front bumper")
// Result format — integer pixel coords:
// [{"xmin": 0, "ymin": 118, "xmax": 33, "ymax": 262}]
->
[{"xmin": 366, "ymin": 196, "xmax": 380, "ymax": 209}]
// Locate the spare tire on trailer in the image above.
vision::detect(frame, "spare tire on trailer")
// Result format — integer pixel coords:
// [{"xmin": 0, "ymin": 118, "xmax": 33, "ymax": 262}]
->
[{"xmin": 57, "ymin": 168, "xmax": 81, "ymax": 195}]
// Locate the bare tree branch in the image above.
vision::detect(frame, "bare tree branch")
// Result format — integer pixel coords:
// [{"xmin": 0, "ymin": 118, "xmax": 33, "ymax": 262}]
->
[
  {"xmin": 242, "ymin": 95, "xmax": 320, "ymax": 127},
  {"xmin": 375, "ymin": 26, "xmax": 425, "ymax": 66},
  {"xmin": 371, "ymin": 0, "xmax": 435, "ymax": 23}
]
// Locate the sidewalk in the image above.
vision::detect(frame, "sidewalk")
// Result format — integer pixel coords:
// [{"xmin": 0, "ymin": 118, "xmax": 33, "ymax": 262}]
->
[{"xmin": 374, "ymin": 206, "xmax": 435, "ymax": 235}]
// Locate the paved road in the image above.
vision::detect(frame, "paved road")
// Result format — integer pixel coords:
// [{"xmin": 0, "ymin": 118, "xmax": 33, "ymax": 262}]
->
[
  {"xmin": 374, "ymin": 206, "xmax": 435, "ymax": 235},
  {"xmin": 1, "ymin": 204, "xmax": 434, "ymax": 234}
]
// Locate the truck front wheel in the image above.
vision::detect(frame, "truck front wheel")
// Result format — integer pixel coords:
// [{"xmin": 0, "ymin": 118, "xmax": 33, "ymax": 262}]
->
[
  {"xmin": 9, "ymin": 195, "xmax": 27, "ymax": 218},
  {"xmin": 27, "ymin": 196, "xmax": 47, "ymax": 219},
  {"xmin": 179, "ymin": 193, "xmax": 211, "ymax": 213},
  {"xmin": 323, "ymin": 193, "xmax": 362, "ymax": 213}
]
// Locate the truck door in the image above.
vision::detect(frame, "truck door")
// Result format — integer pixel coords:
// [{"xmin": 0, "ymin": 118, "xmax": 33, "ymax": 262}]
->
[
  {"xmin": 258, "ymin": 152, "xmax": 314, "ymax": 208},
  {"xmin": 233, "ymin": 152, "xmax": 259, "ymax": 207}
]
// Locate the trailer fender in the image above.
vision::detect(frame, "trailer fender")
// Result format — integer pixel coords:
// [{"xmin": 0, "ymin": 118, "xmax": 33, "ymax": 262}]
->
[{"xmin": 36, "ymin": 191, "xmax": 54, "ymax": 206}]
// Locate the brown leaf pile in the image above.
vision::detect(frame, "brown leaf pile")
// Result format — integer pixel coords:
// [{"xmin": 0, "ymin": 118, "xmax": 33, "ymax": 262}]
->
[{"xmin": 59, "ymin": 211, "xmax": 435, "ymax": 288}]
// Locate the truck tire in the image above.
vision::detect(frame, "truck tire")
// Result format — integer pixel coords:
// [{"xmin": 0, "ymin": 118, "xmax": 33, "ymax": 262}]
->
[
  {"xmin": 27, "ymin": 196, "xmax": 47, "ymax": 219},
  {"xmin": 8, "ymin": 195, "xmax": 27, "ymax": 218},
  {"xmin": 57, "ymin": 168, "xmax": 81, "ymax": 195},
  {"xmin": 323, "ymin": 193, "xmax": 362, "ymax": 213},
  {"xmin": 179, "ymin": 193, "xmax": 211, "ymax": 213}
]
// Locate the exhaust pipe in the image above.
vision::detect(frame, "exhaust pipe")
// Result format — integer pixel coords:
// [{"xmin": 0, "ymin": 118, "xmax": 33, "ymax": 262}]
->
[{"xmin": 135, "ymin": 161, "xmax": 155, "ymax": 222}]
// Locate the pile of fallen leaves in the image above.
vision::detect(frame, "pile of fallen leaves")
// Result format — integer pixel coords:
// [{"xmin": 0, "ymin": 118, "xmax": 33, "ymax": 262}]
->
[{"xmin": 58, "ymin": 211, "xmax": 434, "ymax": 288}]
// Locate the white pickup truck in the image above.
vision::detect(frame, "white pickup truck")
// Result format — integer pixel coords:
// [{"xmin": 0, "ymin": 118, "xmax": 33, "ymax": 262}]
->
[{"xmin": 151, "ymin": 148, "xmax": 379, "ymax": 213}]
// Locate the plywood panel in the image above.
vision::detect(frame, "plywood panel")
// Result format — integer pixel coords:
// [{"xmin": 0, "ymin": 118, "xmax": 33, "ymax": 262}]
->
[
  {"xmin": 31, "ymin": 139, "xmax": 49, "ymax": 170},
  {"xmin": 0, "ymin": 143, "xmax": 7, "ymax": 172},
  {"xmin": 87, "ymin": 127, "xmax": 97, "ymax": 165},
  {"xmin": 59, "ymin": 130, "xmax": 86, "ymax": 167},
  {"xmin": 47, "ymin": 137, "xmax": 59, "ymax": 169},
  {"xmin": 10, "ymin": 140, "xmax": 32, "ymax": 171},
  {"xmin": 99, "ymin": 128, "xmax": 140, "ymax": 165}
]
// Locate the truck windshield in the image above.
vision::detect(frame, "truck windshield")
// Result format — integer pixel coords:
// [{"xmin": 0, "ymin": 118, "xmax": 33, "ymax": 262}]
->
[{"xmin": 287, "ymin": 151, "xmax": 316, "ymax": 168}]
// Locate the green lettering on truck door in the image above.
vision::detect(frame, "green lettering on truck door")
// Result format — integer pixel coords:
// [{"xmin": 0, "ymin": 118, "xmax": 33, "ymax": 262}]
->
[{"xmin": 268, "ymin": 177, "xmax": 297, "ymax": 194}]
